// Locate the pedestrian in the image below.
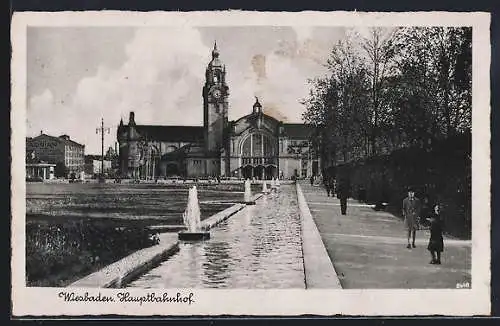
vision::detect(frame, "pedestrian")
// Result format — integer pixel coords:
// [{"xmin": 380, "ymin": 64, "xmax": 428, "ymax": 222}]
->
[
  {"xmin": 324, "ymin": 176, "xmax": 331, "ymax": 196},
  {"xmin": 426, "ymin": 203, "xmax": 444, "ymax": 264},
  {"xmin": 402, "ymin": 187, "xmax": 422, "ymax": 249},
  {"xmin": 337, "ymin": 180, "xmax": 349, "ymax": 215},
  {"xmin": 310, "ymin": 175, "xmax": 314, "ymax": 186}
]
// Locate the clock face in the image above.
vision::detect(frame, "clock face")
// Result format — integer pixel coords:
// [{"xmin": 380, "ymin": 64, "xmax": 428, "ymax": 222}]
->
[{"xmin": 212, "ymin": 89, "xmax": 222, "ymax": 100}]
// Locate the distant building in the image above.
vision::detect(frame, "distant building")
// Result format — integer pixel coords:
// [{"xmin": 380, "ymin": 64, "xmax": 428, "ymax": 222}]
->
[
  {"xmin": 84, "ymin": 155, "xmax": 112, "ymax": 177},
  {"xmin": 26, "ymin": 133, "xmax": 85, "ymax": 178},
  {"xmin": 26, "ymin": 150, "xmax": 55, "ymax": 181},
  {"xmin": 117, "ymin": 43, "xmax": 320, "ymax": 180},
  {"xmin": 105, "ymin": 145, "xmax": 120, "ymax": 172}
]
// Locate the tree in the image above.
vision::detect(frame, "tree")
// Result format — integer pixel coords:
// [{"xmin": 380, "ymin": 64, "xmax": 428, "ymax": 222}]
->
[
  {"xmin": 355, "ymin": 28, "xmax": 400, "ymax": 155},
  {"xmin": 54, "ymin": 162, "xmax": 68, "ymax": 178},
  {"xmin": 302, "ymin": 26, "xmax": 472, "ymax": 165},
  {"xmin": 302, "ymin": 38, "xmax": 372, "ymax": 164},
  {"xmin": 390, "ymin": 27, "xmax": 472, "ymax": 146}
]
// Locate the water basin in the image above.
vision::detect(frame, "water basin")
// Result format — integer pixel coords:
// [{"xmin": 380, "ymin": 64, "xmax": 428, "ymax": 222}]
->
[{"xmin": 127, "ymin": 185, "xmax": 305, "ymax": 289}]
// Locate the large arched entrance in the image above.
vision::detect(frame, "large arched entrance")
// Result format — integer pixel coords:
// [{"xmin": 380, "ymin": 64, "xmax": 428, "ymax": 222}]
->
[
  {"xmin": 265, "ymin": 165, "xmax": 277, "ymax": 179},
  {"xmin": 254, "ymin": 165, "xmax": 264, "ymax": 180},
  {"xmin": 238, "ymin": 131, "xmax": 278, "ymax": 179},
  {"xmin": 241, "ymin": 165, "xmax": 253, "ymax": 179}
]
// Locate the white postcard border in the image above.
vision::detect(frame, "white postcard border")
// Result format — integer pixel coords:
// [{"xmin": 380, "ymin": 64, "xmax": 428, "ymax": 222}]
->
[{"xmin": 11, "ymin": 10, "xmax": 492, "ymax": 317}]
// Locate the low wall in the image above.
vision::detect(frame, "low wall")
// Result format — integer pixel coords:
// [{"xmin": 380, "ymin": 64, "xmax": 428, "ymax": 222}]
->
[
  {"xmin": 68, "ymin": 234, "xmax": 180, "ymax": 288},
  {"xmin": 296, "ymin": 183, "xmax": 342, "ymax": 289}
]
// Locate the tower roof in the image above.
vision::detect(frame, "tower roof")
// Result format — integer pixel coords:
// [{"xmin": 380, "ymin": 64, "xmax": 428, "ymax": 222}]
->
[
  {"xmin": 212, "ymin": 41, "xmax": 219, "ymax": 58},
  {"xmin": 208, "ymin": 41, "xmax": 223, "ymax": 68}
]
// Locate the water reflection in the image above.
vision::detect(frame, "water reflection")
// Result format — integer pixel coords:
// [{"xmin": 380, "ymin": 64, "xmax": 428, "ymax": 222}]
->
[
  {"xmin": 128, "ymin": 185, "xmax": 305, "ymax": 289},
  {"xmin": 203, "ymin": 241, "xmax": 232, "ymax": 287}
]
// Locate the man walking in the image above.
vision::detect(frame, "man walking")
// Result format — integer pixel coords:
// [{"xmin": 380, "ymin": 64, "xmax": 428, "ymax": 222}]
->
[
  {"xmin": 324, "ymin": 176, "xmax": 332, "ymax": 196},
  {"xmin": 402, "ymin": 187, "xmax": 422, "ymax": 249},
  {"xmin": 337, "ymin": 180, "xmax": 349, "ymax": 215}
]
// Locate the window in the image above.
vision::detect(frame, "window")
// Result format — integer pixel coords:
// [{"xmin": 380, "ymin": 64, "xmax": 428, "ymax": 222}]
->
[{"xmin": 240, "ymin": 133, "xmax": 277, "ymax": 157}]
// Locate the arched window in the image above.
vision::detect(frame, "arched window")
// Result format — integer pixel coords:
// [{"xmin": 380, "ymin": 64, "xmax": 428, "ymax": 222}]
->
[
  {"xmin": 241, "ymin": 135, "xmax": 252, "ymax": 157},
  {"xmin": 240, "ymin": 132, "xmax": 276, "ymax": 158}
]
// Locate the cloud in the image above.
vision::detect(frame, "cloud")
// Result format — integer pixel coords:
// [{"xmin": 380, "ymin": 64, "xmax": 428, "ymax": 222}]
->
[
  {"xmin": 28, "ymin": 27, "xmax": 211, "ymax": 153},
  {"xmin": 27, "ymin": 26, "xmax": 339, "ymax": 153},
  {"xmin": 226, "ymin": 27, "xmax": 331, "ymax": 122},
  {"xmin": 71, "ymin": 27, "xmax": 210, "ymax": 127},
  {"xmin": 27, "ymin": 89, "xmax": 60, "ymax": 136}
]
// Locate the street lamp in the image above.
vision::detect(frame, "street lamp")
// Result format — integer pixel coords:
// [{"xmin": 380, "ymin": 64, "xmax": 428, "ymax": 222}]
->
[{"xmin": 96, "ymin": 118, "xmax": 111, "ymax": 182}]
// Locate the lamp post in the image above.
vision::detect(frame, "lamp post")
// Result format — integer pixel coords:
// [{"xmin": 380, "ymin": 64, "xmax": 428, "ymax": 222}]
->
[{"xmin": 96, "ymin": 118, "xmax": 111, "ymax": 182}]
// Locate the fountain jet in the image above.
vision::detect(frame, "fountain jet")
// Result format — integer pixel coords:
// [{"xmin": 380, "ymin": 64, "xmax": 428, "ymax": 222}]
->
[
  {"xmin": 262, "ymin": 180, "xmax": 269, "ymax": 194},
  {"xmin": 244, "ymin": 179, "xmax": 256, "ymax": 205},
  {"xmin": 178, "ymin": 186, "xmax": 210, "ymax": 241}
]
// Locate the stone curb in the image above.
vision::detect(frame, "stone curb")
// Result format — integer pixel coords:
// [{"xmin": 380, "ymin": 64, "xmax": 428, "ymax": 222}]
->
[
  {"xmin": 68, "ymin": 238, "xmax": 180, "ymax": 288},
  {"xmin": 201, "ymin": 203, "xmax": 247, "ymax": 230},
  {"xmin": 68, "ymin": 200, "xmax": 255, "ymax": 288},
  {"xmin": 296, "ymin": 183, "xmax": 343, "ymax": 289}
]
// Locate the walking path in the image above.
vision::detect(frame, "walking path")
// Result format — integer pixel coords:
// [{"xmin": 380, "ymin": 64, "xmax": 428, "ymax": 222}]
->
[{"xmin": 300, "ymin": 181, "xmax": 471, "ymax": 289}]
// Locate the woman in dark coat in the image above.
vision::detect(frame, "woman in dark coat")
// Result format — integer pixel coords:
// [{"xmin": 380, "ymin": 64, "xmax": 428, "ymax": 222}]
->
[{"xmin": 427, "ymin": 204, "xmax": 444, "ymax": 264}]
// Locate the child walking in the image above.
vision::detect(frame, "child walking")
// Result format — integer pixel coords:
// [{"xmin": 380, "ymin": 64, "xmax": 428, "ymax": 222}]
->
[{"xmin": 427, "ymin": 204, "xmax": 444, "ymax": 264}]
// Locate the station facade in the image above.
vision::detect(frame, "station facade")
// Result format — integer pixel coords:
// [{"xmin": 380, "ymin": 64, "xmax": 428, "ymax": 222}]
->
[{"xmin": 117, "ymin": 43, "xmax": 320, "ymax": 180}]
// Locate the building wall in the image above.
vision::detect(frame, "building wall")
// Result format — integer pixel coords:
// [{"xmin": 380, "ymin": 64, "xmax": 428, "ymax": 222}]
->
[
  {"xmin": 27, "ymin": 136, "xmax": 65, "ymax": 165},
  {"xmin": 279, "ymin": 157, "xmax": 296, "ymax": 179},
  {"xmin": 228, "ymin": 157, "xmax": 240, "ymax": 177},
  {"xmin": 117, "ymin": 127, "xmax": 317, "ymax": 179},
  {"xmin": 205, "ymin": 158, "xmax": 219, "ymax": 176},
  {"xmin": 149, "ymin": 141, "xmax": 194, "ymax": 156},
  {"xmin": 186, "ymin": 158, "xmax": 206, "ymax": 177},
  {"xmin": 27, "ymin": 135, "xmax": 85, "ymax": 177},
  {"xmin": 65, "ymin": 144, "xmax": 85, "ymax": 176}
]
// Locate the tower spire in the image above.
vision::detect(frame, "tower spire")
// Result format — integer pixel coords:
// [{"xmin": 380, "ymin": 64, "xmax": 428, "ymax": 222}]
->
[{"xmin": 212, "ymin": 40, "xmax": 219, "ymax": 59}]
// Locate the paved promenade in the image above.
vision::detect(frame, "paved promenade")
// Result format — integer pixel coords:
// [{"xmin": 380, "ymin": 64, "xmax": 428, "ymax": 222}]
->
[{"xmin": 299, "ymin": 182, "xmax": 471, "ymax": 289}]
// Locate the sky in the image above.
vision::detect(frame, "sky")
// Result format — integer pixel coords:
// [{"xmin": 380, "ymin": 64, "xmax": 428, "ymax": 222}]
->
[{"xmin": 27, "ymin": 26, "xmax": 346, "ymax": 154}]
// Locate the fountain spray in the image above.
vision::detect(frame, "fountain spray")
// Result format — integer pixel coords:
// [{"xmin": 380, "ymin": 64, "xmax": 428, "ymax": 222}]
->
[
  {"xmin": 262, "ymin": 180, "xmax": 269, "ymax": 194},
  {"xmin": 244, "ymin": 179, "xmax": 256, "ymax": 205},
  {"xmin": 178, "ymin": 186, "xmax": 210, "ymax": 241}
]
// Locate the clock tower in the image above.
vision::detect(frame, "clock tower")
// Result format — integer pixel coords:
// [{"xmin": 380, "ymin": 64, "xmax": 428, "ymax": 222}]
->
[{"xmin": 203, "ymin": 41, "xmax": 229, "ymax": 154}]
